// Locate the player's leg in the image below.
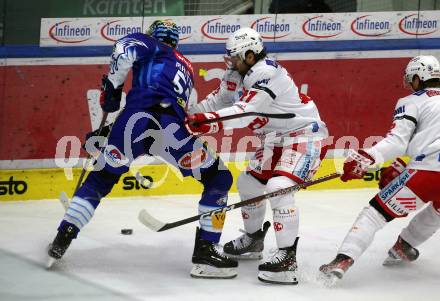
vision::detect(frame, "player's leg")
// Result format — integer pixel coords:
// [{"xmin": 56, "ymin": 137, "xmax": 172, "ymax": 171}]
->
[
  {"xmin": 48, "ymin": 108, "xmax": 148, "ymax": 264},
  {"xmin": 319, "ymin": 170, "xmax": 422, "ymax": 283},
  {"xmin": 258, "ymin": 139, "xmax": 325, "ymax": 284},
  {"xmin": 157, "ymin": 113, "xmax": 237, "ymax": 278},
  {"xmin": 223, "ymin": 171, "xmax": 270, "ymax": 259},
  {"xmin": 384, "ymin": 170, "xmax": 440, "ymax": 265}
]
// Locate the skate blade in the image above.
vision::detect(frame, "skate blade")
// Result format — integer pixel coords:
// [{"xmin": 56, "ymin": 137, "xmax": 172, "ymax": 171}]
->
[
  {"xmin": 383, "ymin": 256, "xmax": 404, "ymax": 266},
  {"xmin": 223, "ymin": 251, "xmax": 262, "ymax": 260},
  {"xmin": 257, "ymin": 271, "xmax": 298, "ymax": 285},
  {"xmin": 46, "ymin": 256, "xmax": 57, "ymax": 269},
  {"xmin": 317, "ymin": 271, "xmax": 340, "ymax": 287},
  {"xmin": 190, "ymin": 264, "xmax": 237, "ymax": 279}
]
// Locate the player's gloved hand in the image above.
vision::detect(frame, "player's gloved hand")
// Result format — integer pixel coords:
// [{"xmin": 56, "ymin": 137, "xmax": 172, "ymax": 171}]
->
[
  {"xmin": 100, "ymin": 75, "xmax": 123, "ymax": 112},
  {"xmin": 379, "ymin": 158, "xmax": 406, "ymax": 189},
  {"xmin": 341, "ymin": 149, "xmax": 375, "ymax": 182},
  {"xmin": 185, "ymin": 112, "xmax": 223, "ymax": 135},
  {"xmin": 82, "ymin": 123, "xmax": 112, "ymax": 152}
]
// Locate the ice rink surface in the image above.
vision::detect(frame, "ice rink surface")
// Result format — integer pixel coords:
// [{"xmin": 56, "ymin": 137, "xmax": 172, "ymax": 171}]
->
[{"xmin": 1, "ymin": 188, "xmax": 439, "ymax": 301}]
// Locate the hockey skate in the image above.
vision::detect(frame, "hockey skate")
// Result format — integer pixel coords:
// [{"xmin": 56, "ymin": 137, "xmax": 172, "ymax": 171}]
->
[
  {"xmin": 191, "ymin": 227, "xmax": 238, "ymax": 279},
  {"xmin": 319, "ymin": 254, "xmax": 354, "ymax": 287},
  {"xmin": 46, "ymin": 223, "xmax": 78, "ymax": 269},
  {"xmin": 383, "ymin": 236, "xmax": 419, "ymax": 266},
  {"xmin": 257, "ymin": 237, "xmax": 299, "ymax": 285},
  {"xmin": 223, "ymin": 221, "xmax": 271, "ymax": 260}
]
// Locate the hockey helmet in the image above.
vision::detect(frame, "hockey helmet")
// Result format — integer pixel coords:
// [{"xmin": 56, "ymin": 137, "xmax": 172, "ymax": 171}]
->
[
  {"xmin": 404, "ymin": 55, "xmax": 440, "ymax": 83},
  {"xmin": 225, "ymin": 27, "xmax": 264, "ymax": 62},
  {"xmin": 147, "ymin": 20, "xmax": 179, "ymax": 48}
]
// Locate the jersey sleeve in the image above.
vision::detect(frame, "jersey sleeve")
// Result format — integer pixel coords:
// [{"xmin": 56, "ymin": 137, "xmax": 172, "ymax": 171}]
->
[
  {"xmin": 366, "ymin": 97, "xmax": 419, "ymax": 164},
  {"xmin": 215, "ymin": 65, "xmax": 276, "ymax": 129},
  {"xmin": 188, "ymin": 69, "xmax": 242, "ymax": 114},
  {"xmin": 107, "ymin": 33, "xmax": 155, "ymax": 88}
]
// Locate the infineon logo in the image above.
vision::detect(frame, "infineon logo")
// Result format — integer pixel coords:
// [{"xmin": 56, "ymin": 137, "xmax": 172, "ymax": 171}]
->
[
  {"xmin": 399, "ymin": 13, "xmax": 438, "ymax": 36},
  {"xmin": 351, "ymin": 15, "xmax": 391, "ymax": 37},
  {"xmin": 49, "ymin": 21, "xmax": 92, "ymax": 43},
  {"xmin": 100, "ymin": 20, "xmax": 141, "ymax": 42},
  {"xmin": 302, "ymin": 16, "xmax": 342, "ymax": 38},
  {"xmin": 251, "ymin": 17, "xmax": 290, "ymax": 39},
  {"xmin": 201, "ymin": 18, "xmax": 240, "ymax": 40}
]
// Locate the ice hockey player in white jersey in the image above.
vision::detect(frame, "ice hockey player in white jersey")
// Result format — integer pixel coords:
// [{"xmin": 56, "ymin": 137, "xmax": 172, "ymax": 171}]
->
[
  {"xmin": 319, "ymin": 55, "xmax": 440, "ymax": 286},
  {"xmin": 186, "ymin": 27, "xmax": 329, "ymax": 284}
]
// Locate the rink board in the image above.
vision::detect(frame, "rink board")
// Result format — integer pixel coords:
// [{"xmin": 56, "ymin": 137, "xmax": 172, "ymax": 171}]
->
[{"xmin": 0, "ymin": 158, "xmax": 387, "ymax": 201}]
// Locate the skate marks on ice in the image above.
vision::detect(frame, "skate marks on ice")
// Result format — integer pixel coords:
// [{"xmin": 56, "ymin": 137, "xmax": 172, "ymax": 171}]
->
[
  {"xmin": 0, "ymin": 191, "xmax": 440, "ymax": 301},
  {"xmin": 0, "ymin": 249, "xmax": 137, "ymax": 301}
]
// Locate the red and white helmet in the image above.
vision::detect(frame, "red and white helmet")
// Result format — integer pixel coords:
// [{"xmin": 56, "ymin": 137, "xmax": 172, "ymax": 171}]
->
[
  {"xmin": 404, "ymin": 55, "xmax": 440, "ymax": 83},
  {"xmin": 225, "ymin": 27, "xmax": 264, "ymax": 61}
]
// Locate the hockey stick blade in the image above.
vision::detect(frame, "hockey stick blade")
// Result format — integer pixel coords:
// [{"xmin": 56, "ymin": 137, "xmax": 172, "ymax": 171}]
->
[
  {"xmin": 59, "ymin": 191, "xmax": 70, "ymax": 211},
  {"xmin": 138, "ymin": 209, "xmax": 168, "ymax": 231},
  {"xmin": 138, "ymin": 173, "xmax": 340, "ymax": 232}
]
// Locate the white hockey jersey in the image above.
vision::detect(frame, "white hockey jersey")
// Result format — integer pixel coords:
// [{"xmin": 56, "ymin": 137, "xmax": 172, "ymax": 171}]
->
[
  {"xmin": 189, "ymin": 58, "xmax": 328, "ymax": 144},
  {"xmin": 366, "ymin": 88, "xmax": 440, "ymax": 171}
]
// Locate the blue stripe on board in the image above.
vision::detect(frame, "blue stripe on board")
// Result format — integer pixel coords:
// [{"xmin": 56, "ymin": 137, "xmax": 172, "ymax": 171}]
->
[{"xmin": 1, "ymin": 38, "xmax": 440, "ymax": 58}]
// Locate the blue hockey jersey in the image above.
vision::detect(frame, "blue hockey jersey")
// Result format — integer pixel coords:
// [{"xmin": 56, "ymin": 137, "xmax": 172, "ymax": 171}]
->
[{"xmin": 107, "ymin": 32, "xmax": 194, "ymax": 120}]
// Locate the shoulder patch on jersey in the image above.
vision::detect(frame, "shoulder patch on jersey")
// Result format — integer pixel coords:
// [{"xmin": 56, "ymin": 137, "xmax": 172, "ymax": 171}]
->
[
  {"xmin": 265, "ymin": 59, "xmax": 278, "ymax": 68},
  {"xmin": 412, "ymin": 89, "xmax": 426, "ymax": 96}
]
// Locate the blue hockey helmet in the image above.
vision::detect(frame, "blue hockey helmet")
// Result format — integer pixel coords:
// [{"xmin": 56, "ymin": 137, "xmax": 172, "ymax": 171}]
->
[{"xmin": 147, "ymin": 20, "xmax": 179, "ymax": 48}]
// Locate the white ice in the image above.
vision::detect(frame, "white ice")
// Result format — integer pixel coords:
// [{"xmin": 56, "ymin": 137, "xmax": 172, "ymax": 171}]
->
[{"xmin": 1, "ymin": 189, "xmax": 439, "ymax": 301}]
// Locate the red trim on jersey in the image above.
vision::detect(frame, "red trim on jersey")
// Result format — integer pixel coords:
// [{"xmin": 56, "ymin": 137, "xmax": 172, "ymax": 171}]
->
[
  {"xmin": 273, "ymin": 170, "xmax": 306, "ymax": 184},
  {"xmin": 173, "ymin": 50, "xmax": 194, "ymax": 78}
]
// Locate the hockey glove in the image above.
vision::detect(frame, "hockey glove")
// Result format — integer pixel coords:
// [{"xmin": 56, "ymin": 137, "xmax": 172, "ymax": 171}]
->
[
  {"xmin": 185, "ymin": 112, "xmax": 223, "ymax": 135},
  {"xmin": 341, "ymin": 149, "xmax": 375, "ymax": 182},
  {"xmin": 100, "ymin": 75, "xmax": 123, "ymax": 112},
  {"xmin": 379, "ymin": 158, "xmax": 406, "ymax": 189},
  {"xmin": 82, "ymin": 123, "xmax": 112, "ymax": 153}
]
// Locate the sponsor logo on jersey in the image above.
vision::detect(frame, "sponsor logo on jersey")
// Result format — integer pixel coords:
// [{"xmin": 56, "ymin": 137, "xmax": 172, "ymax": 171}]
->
[
  {"xmin": 201, "ymin": 18, "xmax": 241, "ymax": 40},
  {"xmin": 399, "ymin": 14, "xmax": 438, "ymax": 36},
  {"xmin": 242, "ymin": 211, "xmax": 249, "ymax": 219},
  {"xmin": 273, "ymin": 222, "xmax": 283, "ymax": 232},
  {"xmin": 226, "ymin": 81, "xmax": 237, "ymax": 91},
  {"xmin": 100, "ymin": 20, "xmax": 141, "ymax": 42},
  {"xmin": 251, "ymin": 16, "xmax": 291, "ymax": 39},
  {"xmin": 49, "ymin": 21, "xmax": 92, "ymax": 43},
  {"xmin": 393, "ymin": 105, "xmax": 405, "ymax": 116},
  {"xmin": 0, "ymin": 176, "xmax": 28, "ymax": 195},
  {"xmin": 104, "ymin": 145, "xmax": 128, "ymax": 166},
  {"xmin": 178, "ymin": 148, "xmax": 208, "ymax": 169},
  {"xmin": 302, "ymin": 16, "xmax": 343, "ymax": 38},
  {"xmin": 350, "ymin": 15, "xmax": 391, "ymax": 37},
  {"xmin": 378, "ymin": 170, "xmax": 413, "ymax": 200},
  {"xmin": 427, "ymin": 90, "xmax": 440, "ymax": 97}
]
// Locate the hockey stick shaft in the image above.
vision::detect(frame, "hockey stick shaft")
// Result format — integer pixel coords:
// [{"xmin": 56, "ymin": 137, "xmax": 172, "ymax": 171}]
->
[
  {"xmin": 192, "ymin": 112, "xmax": 296, "ymax": 126},
  {"xmin": 73, "ymin": 112, "xmax": 109, "ymax": 194},
  {"xmin": 138, "ymin": 172, "xmax": 340, "ymax": 232}
]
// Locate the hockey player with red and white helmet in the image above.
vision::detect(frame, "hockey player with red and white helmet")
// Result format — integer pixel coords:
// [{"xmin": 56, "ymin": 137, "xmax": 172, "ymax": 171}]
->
[
  {"xmin": 186, "ymin": 27, "xmax": 329, "ymax": 284},
  {"xmin": 320, "ymin": 55, "xmax": 440, "ymax": 285}
]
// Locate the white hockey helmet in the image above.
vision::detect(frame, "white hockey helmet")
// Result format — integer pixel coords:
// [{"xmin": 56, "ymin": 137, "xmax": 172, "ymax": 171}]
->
[
  {"xmin": 225, "ymin": 27, "xmax": 264, "ymax": 61},
  {"xmin": 404, "ymin": 55, "xmax": 440, "ymax": 83}
]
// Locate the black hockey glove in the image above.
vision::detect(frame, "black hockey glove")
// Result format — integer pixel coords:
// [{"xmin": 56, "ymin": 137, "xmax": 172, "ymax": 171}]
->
[
  {"xmin": 82, "ymin": 123, "xmax": 113, "ymax": 152},
  {"xmin": 100, "ymin": 75, "xmax": 123, "ymax": 112}
]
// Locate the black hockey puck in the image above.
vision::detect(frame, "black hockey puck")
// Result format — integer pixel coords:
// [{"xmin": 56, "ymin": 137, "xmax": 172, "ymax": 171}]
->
[{"xmin": 121, "ymin": 229, "xmax": 133, "ymax": 235}]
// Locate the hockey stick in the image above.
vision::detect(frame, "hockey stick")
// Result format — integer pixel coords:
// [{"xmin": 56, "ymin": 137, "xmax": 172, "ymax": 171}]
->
[
  {"xmin": 58, "ymin": 112, "xmax": 109, "ymax": 210},
  {"xmin": 190, "ymin": 112, "xmax": 296, "ymax": 126},
  {"xmin": 138, "ymin": 172, "xmax": 340, "ymax": 232}
]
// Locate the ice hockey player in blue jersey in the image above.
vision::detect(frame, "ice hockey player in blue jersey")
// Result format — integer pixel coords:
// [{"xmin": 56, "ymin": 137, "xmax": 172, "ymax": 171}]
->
[{"xmin": 47, "ymin": 20, "xmax": 238, "ymax": 278}]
